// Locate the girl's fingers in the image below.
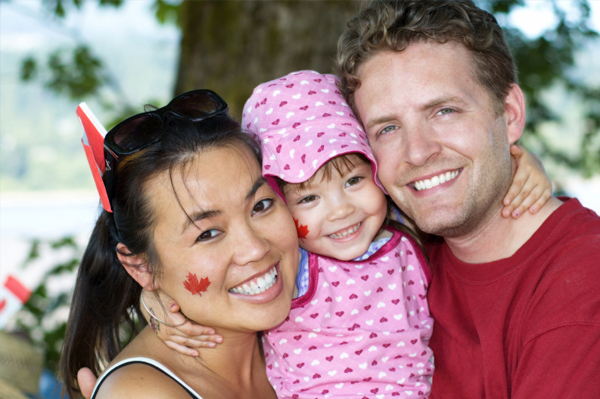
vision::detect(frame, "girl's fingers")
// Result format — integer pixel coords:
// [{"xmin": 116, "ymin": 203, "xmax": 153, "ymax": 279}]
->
[
  {"xmin": 529, "ymin": 188, "xmax": 553, "ymax": 214},
  {"xmin": 165, "ymin": 340, "xmax": 200, "ymax": 357},
  {"xmin": 503, "ymin": 171, "xmax": 528, "ymax": 207},
  {"xmin": 510, "ymin": 143, "xmax": 525, "ymax": 158},
  {"xmin": 168, "ymin": 334, "xmax": 218, "ymax": 349}
]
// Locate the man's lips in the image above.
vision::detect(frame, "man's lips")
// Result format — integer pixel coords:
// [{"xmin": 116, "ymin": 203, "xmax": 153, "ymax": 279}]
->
[{"xmin": 411, "ymin": 168, "xmax": 462, "ymax": 191}]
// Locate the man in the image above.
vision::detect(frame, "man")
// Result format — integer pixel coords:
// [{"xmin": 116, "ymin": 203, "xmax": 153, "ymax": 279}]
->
[{"xmin": 337, "ymin": 0, "xmax": 600, "ymax": 398}]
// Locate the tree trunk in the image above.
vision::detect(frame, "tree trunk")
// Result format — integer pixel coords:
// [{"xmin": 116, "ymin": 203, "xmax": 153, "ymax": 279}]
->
[{"xmin": 174, "ymin": 0, "xmax": 362, "ymax": 118}]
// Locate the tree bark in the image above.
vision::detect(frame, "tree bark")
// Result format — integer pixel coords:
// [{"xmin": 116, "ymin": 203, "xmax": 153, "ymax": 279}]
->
[{"xmin": 174, "ymin": 0, "xmax": 362, "ymax": 118}]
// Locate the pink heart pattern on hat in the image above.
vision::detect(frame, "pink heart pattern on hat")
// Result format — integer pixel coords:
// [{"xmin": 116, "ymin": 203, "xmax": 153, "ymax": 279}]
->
[{"xmin": 242, "ymin": 70, "xmax": 384, "ymax": 191}]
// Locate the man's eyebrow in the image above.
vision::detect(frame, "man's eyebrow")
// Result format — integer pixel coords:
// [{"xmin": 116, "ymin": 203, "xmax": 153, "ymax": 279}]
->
[
  {"xmin": 365, "ymin": 115, "xmax": 396, "ymax": 130},
  {"xmin": 365, "ymin": 96, "xmax": 468, "ymax": 130},
  {"xmin": 246, "ymin": 176, "xmax": 267, "ymax": 201},
  {"xmin": 422, "ymin": 95, "xmax": 467, "ymax": 111}
]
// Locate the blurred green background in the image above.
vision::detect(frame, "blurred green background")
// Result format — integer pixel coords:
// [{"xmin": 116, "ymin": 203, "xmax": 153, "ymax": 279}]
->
[{"xmin": 1, "ymin": 0, "xmax": 599, "ymax": 397}]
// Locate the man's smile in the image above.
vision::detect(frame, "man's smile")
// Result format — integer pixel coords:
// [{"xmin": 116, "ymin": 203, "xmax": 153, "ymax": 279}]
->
[{"xmin": 411, "ymin": 168, "xmax": 462, "ymax": 192}]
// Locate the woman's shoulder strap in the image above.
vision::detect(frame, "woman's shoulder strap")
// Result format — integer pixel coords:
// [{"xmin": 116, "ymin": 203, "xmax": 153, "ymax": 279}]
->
[{"xmin": 90, "ymin": 357, "xmax": 203, "ymax": 399}]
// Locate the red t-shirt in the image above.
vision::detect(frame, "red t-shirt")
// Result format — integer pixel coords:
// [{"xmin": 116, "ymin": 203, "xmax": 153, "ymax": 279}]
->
[{"xmin": 427, "ymin": 198, "xmax": 600, "ymax": 398}]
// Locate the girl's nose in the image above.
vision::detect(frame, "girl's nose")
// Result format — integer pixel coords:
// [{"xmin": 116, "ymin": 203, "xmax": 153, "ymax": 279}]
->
[{"xmin": 326, "ymin": 197, "xmax": 355, "ymax": 222}]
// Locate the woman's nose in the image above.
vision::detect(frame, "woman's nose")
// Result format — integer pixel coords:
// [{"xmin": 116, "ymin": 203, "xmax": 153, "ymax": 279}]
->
[{"xmin": 232, "ymin": 224, "xmax": 270, "ymax": 266}]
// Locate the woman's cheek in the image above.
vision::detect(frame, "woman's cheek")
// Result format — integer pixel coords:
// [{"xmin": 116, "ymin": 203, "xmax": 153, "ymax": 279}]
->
[{"xmin": 182, "ymin": 271, "xmax": 212, "ymax": 297}]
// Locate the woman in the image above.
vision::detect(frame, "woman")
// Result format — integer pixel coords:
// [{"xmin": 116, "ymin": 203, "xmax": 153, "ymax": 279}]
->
[{"xmin": 60, "ymin": 90, "xmax": 299, "ymax": 399}]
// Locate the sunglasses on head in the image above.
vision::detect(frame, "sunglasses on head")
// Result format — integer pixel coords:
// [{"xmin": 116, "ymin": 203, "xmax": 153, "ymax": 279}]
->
[{"xmin": 103, "ymin": 89, "xmax": 229, "ymax": 206}]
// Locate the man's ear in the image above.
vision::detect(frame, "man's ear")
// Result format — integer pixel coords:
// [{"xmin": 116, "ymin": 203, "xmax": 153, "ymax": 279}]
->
[
  {"xmin": 503, "ymin": 83, "xmax": 526, "ymax": 145},
  {"xmin": 116, "ymin": 243, "xmax": 159, "ymax": 290}
]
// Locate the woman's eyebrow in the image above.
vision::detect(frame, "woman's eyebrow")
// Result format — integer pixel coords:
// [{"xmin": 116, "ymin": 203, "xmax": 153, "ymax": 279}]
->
[
  {"xmin": 183, "ymin": 209, "xmax": 222, "ymax": 233},
  {"xmin": 182, "ymin": 177, "xmax": 267, "ymax": 234},
  {"xmin": 245, "ymin": 176, "xmax": 267, "ymax": 201}
]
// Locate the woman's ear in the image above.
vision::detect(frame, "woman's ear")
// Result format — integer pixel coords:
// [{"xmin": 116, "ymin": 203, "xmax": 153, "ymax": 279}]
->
[{"xmin": 116, "ymin": 243, "xmax": 159, "ymax": 290}]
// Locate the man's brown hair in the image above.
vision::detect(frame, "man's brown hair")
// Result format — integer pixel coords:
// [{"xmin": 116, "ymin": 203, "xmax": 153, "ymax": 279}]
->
[{"xmin": 337, "ymin": 0, "xmax": 517, "ymax": 115}]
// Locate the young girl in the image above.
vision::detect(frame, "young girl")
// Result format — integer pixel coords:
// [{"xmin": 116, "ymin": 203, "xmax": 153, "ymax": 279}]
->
[{"xmin": 139, "ymin": 71, "xmax": 552, "ymax": 398}]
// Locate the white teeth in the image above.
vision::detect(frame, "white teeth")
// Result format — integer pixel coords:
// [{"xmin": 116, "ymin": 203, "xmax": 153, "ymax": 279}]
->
[
  {"xmin": 329, "ymin": 222, "xmax": 361, "ymax": 239},
  {"xmin": 230, "ymin": 266, "xmax": 278, "ymax": 296},
  {"xmin": 414, "ymin": 170, "xmax": 459, "ymax": 191}
]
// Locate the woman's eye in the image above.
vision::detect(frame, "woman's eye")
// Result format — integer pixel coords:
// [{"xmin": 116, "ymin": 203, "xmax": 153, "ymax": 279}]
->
[
  {"xmin": 346, "ymin": 176, "xmax": 362, "ymax": 187},
  {"xmin": 299, "ymin": 195, "xmax": 318, "ymax": 204},
  {"xmin": 252, "ymin": 198, "xmax": 274, "ymax": 214},
  {"xmin": 197, "ymin": 229, "xmax": 220, "ymax": 242}
]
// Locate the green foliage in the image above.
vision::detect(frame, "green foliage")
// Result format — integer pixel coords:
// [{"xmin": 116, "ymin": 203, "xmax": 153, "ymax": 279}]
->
[
  {"xmin": 21, "ymin": 45, "xmax": 108, "ymax": 100},
  {"xmin": 484, "ymin": 0, "xmax": 600, "ymax": 176},
  {"xmin": 15, "ymin": 0, "xmax": 600, "ymax": 177},
  {"xmin": 41, "ymin": 0, "xmax": 122, "ymax": 18},
  {"xmin": 153, "ymin": 0, "xmax": 180, "ymax": 26},
  {"xmin": 13, "ymin": 236, "xmax": 81, "ymax": 373}
]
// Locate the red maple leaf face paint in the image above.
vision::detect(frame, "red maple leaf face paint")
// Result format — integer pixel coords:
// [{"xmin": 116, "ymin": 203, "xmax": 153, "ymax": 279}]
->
[
  {"xmin": 294, "ymin": 218, "xmax": 309, "ymax": 240},
  {"xmin": 183, "ymin": 272, "xmax": 211, "ymax": 296}
]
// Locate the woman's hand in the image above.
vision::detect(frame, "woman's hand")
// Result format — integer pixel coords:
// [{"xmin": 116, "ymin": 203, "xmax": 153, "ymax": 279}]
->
[
  {"xmin": 141, "ymin": 290, "xmax": 223, "ymax": 357},
  {"xmin": 77, "ymin": 368, "xmax": 97, "ymax": 399},
  {"xmin": 503, "ymin": 144, "xmax": 552, "ymax": 218}
]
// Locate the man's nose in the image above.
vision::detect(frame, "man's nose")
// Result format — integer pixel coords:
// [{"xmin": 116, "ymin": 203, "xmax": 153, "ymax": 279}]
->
[{"xmin": 402, "ymin": 121, "xmax": 442, "ymax": 166}]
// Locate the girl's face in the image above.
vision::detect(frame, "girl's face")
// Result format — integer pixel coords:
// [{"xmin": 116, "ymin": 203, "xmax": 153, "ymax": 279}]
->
[
  {"xmin": 147, "ymin": 146, "xmax": 299, "ymax": 335},
  {"xmin": 283, "ymin": 157, "xmax": 388, "ymax": 261}
]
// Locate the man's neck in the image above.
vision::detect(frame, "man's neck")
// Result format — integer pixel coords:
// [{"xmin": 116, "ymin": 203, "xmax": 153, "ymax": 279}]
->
[{"xmin": 444, "ymin": 197, "xmax": 563, "ymax": 264}]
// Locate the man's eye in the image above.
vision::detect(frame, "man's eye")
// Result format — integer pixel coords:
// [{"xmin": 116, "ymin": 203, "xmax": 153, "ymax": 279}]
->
[
  {"xmin": 346, "ymin": 176, "xmax": 362, "ymax": 187},
  {"xmin": 197, "ymin": 229, "xmax": 219, "ymax": 242},
  {"xmin": 379, "ymin": 125, "xmax": 398, "ymax": 136},
  {"xmin": 252, "ymin": 198, "xmax": 274, "ymax": 214},
  {"xmin": 299, "ymin": 195, "xmax": 318, "ymax": 204},
  {"xmin": 437, "ymin": 108, "xmax": 454, "ymax": 116}
]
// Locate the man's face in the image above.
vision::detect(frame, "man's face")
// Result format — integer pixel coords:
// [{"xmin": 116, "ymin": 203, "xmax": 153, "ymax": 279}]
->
[{"xmin": 354, "ymin": 41, "xmax": 517, "ymax": 237}]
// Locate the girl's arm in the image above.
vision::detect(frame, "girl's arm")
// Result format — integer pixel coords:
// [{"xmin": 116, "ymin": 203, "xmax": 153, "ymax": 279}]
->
[
  {"xmin": 503, "ymin": 144, "xmax": 552, "ymax": 218},
  {"xmin": 140, "ymin": 290, "xmax": 223, "ymax": 357}
]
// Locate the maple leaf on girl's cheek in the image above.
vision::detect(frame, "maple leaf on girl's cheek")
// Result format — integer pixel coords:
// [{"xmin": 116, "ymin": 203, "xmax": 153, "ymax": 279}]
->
[
  {"xmin": 294, "ymin": 218, "xmax": 310, "ymax": 240},
  {"xmin": 183, "ymin": 272, "xmax": 211, "ymax": 296}
]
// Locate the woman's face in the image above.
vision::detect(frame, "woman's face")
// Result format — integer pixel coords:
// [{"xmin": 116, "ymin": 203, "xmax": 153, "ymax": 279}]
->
[{"xmin": 147, "ymin": 146, "xmax": 299, "ymax": 334}]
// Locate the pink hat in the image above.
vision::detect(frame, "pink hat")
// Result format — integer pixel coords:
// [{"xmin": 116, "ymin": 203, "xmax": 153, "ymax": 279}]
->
[{"xmin": 242, "ymin": 70, "xmax": 383, "ymax": 197}]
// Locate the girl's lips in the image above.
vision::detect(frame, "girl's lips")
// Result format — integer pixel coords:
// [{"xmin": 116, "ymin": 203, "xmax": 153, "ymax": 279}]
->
[{"xmin": 327, "ymin": 221, "xmax": 365, "ymax": 243}]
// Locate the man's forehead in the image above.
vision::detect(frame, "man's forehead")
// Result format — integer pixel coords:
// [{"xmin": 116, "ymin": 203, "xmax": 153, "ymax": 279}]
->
[{"xmin": 354, "ymin": 42, "xmax": 484, "ymax": 119}]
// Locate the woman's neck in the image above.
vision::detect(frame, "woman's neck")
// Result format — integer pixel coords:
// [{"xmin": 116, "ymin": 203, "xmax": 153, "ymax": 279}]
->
[{"xmin": 123, "ymin": 327, "xmax": 275, "ymax": 399}]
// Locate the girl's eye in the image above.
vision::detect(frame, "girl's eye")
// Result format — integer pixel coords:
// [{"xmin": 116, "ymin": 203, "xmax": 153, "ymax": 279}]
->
[
  {"xmin": 252, "ymin": 198, "xmax": 274, "ymax": 214},
  {"xmin": 345, "ymin": 176, "xmax": 362, "ymax": 187},
  {"xmin": 197, "ymin": 229, "xmax": 220, "ymax": 242},
  {"xmin": 437, "ymin": 108, "xmax": 454, "ymax": 116},
  {"xmin": 299, "ymin": 195, "xmax": 318, "ymax": 204}
]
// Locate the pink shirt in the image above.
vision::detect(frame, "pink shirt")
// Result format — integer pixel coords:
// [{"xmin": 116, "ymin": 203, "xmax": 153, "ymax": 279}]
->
[{"xmin": 263, "ymin": 228, "xmax": 434, "ymax": 398}]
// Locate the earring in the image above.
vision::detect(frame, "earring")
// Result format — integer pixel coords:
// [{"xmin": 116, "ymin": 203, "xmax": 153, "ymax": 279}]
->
[{"xmin": 141, "ymin": 291, "xmax": 188, "ymax": 327}]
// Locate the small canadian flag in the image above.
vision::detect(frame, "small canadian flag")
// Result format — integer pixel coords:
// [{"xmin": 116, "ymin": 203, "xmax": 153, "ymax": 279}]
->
[{"xmin": 0, "ymin": 275, "xmax": 31, "ymax": 329}]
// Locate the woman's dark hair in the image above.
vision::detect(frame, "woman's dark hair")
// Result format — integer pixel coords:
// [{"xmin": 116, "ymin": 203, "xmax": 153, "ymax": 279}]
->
[{"xmin": 59, "ymin": 114, "xmax": 261, "ymax": 398}]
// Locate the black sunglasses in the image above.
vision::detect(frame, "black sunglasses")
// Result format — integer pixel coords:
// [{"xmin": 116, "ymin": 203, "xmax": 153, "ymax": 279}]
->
[{"xmin": 103, "ymin": 89, "xmax": 229, "ymax": 206}]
